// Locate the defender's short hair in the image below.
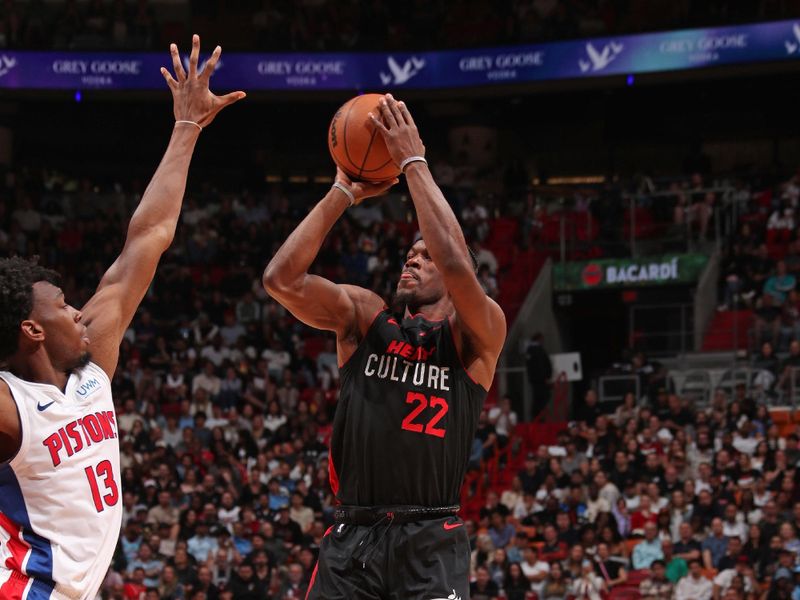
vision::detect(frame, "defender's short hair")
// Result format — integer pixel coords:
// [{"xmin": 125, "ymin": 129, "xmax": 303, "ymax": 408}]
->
[{"xmin": 0, "ymin": 257, "xmax": 60, "ymax": 361}]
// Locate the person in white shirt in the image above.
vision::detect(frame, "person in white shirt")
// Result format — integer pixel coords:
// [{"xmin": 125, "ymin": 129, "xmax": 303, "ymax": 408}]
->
[
  {"xmin": 675, "ymin": 559, "xmax": 712, "ymax": 600},
  {"xmin": 192, "ymin": 360, "xmax": 222, "ymax": 397},
  {"xmin": 520, "ymin": 546, "xmax": 549, "ymax": 598},
  {"xmin": 500, "ymin": 476, "xmax": 524, "ymax": 514},
  {"xmin": 488, "ymin": 396, "xmax": 518, "ymax": 446},
  {"xmin": 721, "ymin": 504, "xmax": 748, "ymax": 542},
  {"xmin": 569, "ymin": 559, "xmax": 606, "ymax": 600},
  {"xmin": 712, "ymin": 557, "xmax": 756, "ymax": 598},
  {"xmin": 595, "ymin": 471, "xmax": 620, "ymax": 508}
]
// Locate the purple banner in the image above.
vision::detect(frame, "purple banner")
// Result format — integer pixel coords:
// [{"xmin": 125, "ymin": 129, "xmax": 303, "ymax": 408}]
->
[{"xmin": 1, "ymin": 19, "xmax": 799, "ymax": 91}]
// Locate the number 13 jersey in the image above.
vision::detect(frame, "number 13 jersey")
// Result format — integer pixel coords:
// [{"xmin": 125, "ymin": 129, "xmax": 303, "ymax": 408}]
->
[
  {"xmin": 0, "ymin": 362, "xmax": 121, "ymax": 600},
  {"xmin": 332, "ymin": 310, "xmax": 487, "ymax": 507}
]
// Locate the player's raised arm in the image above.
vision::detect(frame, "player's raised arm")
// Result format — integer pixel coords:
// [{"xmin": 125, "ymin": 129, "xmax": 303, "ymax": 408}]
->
[
  {"xmin": 370, "ymin": 94, "xmax": 506, "ymax": 388},
  {"xmin": 262, "ymin": 170, "xmax": 395, "ymax": 359},
  {"xmin": 80, "ymin": 35, "xmax": 245, "ymax": 378}
]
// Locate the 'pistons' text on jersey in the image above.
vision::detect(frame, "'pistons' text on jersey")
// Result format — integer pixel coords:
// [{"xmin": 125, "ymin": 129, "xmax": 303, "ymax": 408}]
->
[{"xmin": 331, "ymin": 310, "xmax": 487, "ymax": 507}]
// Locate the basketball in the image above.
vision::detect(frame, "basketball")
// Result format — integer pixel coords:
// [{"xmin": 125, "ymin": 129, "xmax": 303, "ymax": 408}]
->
[{"xmin": 328, "ymin": 93, "xmax": 402, "ymax": 183}]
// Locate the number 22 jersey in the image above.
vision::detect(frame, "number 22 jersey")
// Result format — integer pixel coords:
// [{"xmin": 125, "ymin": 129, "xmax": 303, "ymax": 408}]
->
[
  {"xmin": 331, "ymin": 310, "xmax": 487, "ymax": 507},
  {"xmin": 0, "ymin": 362, "xmax": 121, "ymax": 600}
]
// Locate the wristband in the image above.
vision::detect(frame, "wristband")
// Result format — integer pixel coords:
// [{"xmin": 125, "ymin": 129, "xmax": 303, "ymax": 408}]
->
[
  {"xmin": 400, "ymin": 156, "xmax": 428, "ymax": 172},
  {"xmin": 332, "ymin": 182, "xmax": 355, "ymax": 207},
  {"xmin": 175, "ymin": 120, "xmax": 202, "ymax": 131}
]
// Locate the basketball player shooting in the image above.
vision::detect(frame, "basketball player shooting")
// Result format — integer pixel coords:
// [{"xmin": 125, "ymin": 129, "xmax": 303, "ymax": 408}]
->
[
  {"xmin": 263, "ymin": 93, "xmax": 506, "ymax": 600},
  {"xmin": 0, "ymin": 36, "xmax": 243, "ymax": 600}
]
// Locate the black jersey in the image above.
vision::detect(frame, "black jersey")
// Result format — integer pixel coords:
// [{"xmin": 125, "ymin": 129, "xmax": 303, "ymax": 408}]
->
[{"xmin": 330, "ymin": 309, "xmax": 487, "ymax": 507}]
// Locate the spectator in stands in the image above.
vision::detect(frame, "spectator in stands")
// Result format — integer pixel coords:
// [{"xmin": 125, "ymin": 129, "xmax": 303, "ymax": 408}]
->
[
  {"xmin": 462, "ymin": 196, "xmax": 490, "ymax": 242},
  {"xmin": 488, "ymin": 510, "xmax": 516, "ymax": 549},
  {"xmin": 712, "ymin": 555, "xmax": 758, "ymax": 599},
  {"xmin": 522, "ymin": 545, "xmax": 550, "ymax": 596},
  {"xmin": 127, "ymin": 542, "xmax": 163, "ymax": 589},
  {"xmin": 768, "ymin": 206, "xmax": 796, "ymax": 237},
  {"xmin": 594, "ymin": 541, "xmax": 627, "ymax": 589},
  {"xmin": 472, "ymin": 239, "xmax": 499, "ymax": 275},
  {"xmin": 662, "ymin": 537, "xmax": 688, "ymax": 583},
  {"xmin": 489, "ymin": 396, "xmax": 518, "ymax": 450},
  {"xmin": 614, "ymin": 391, "xmax": 638, "ymax": 428},
  {"xmin": 504, "ymin": 562, "xmax": 532, "ymax": 600},
  {"xmin": 675, "ymin": 559, "xmax": 713, "ymax": 600},
  {"xmin": 541, "ymin": 561, "xmax": 569, "ymax": 600},
  {"xmin": 639, "ymin": 559, "xmax": 674, "ymax": 600},
  {"xmin": 526, "ymin": 332, "xmax": 553, "ymax": 420},
  {"xmin": 753, "ymin": 341, "xmax": 780, "ymax": 391},
  {"xmin": 779, "ymin": 341, "xmax": 800, "ymax": 394},
  {"xmin": 474, "ymin": 409, "xmax": 499, "ymax": 462},
  {"xmin": 569, "ymin": 559, "xmax": 606, "ymax": 600},
  {"xmin": 702, "ymin": 518, "xmax": 729, "ymax": 570},
  {"xmin": 574, "ymin": 388, "xmax": 601, "ymax": 426},
  {"xmin": 123, "ymin": 567, "xmax": 147, "ymax": 600},
  {"xmin": 541, "ymin": 523, "xmax": 568, "ymax": 563},
  {"xmin": 157, "ymin": 565, "xmax": 184, "ymax": 600},
  {"xmin": 633, "ymin": 522, "xmax": 665, "ymax": 570},
  {"xmin": 470, "ymin": 565, "xmax": 500, "ymax": 600},
  {"xmin": 765, "ymin": 260, "xmax": 797, "ymax": 305}
]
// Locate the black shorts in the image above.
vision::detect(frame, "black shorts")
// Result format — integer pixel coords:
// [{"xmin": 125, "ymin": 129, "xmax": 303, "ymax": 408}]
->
[{"xmin": 306, "ymin": 511, "xmax": 470, "ymax": 600}]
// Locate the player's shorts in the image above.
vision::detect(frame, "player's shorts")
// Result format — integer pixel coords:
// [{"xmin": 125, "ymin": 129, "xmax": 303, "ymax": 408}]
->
[{"xmin": 306, "ymin": 505, "xmax": 469, "ymax": 600}]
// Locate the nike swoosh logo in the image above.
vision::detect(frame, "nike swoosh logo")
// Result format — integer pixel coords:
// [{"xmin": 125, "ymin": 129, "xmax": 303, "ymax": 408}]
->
[
  {"xmin": 443, "ymin": 521, "xmax": 463, "ymax": 531},
  {"xmin": 37, "ymin": 400, "xmax": 56, "ymax": 411}
]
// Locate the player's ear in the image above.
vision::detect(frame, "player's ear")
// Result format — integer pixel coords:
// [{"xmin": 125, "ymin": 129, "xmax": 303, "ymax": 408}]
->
[{"xmin": 20, "ymin": 319, "xmax": 45, "ymax": 343}]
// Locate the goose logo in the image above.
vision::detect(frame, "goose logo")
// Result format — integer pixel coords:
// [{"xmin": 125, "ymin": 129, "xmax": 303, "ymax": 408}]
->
[
  {"xmin": 428, "ymin": 590, "xmax": 461, "ymax": 600},
  {"xmin": 182, "ymin": 55, "xmax": 222, "ymax": 76},
  {"xmin": 579, "ymin": 41, "xmax": 623, "ymax": 72},
  {"xmin": 0, "ymin": 55, "xmax": 17, "ymax": 78},
  {"xmin": 785, "ymin": 23, "xmax": 800, "ymax": 54},
  {"xmin": 380, "ymin": 56, "xmax": 426, "ymax": 85}
]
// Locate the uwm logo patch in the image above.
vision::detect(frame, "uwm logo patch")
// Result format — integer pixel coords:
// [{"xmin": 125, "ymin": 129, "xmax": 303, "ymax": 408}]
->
[{"xmin": 76, "ymin": 377, "xmax": 102, "ymax": 399}]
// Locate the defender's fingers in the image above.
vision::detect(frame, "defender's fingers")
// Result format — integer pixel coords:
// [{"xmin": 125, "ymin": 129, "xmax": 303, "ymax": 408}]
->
[
  {"xmin": 188, "ymin": 34, "xmax": 200, "ymax": 78},
  {"xmin": 160, "ymin": 67, "xmax": 178, "ymax": 89},
  {"xmin": 170, "ymin": 43, "xmax": 186, "ymax": 81},
  {"xmin": 202, "ymin": 45, "xmax": 222, "ymax": 80}
]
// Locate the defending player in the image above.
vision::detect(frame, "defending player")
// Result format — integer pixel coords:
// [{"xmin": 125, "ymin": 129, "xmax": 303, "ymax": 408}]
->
[
  {"xmin": 0, "ymin": 36, "xmax": 243, "ymax": 600},
  {"xmin": 263, "ymin": 94, "xmax": 506, "ymax": 600}
]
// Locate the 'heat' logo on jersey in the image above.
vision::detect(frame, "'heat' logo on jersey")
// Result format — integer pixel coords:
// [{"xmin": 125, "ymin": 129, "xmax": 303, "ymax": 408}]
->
[
  {"xmin": 76, "ymin": 377, "xmax": 102, "ymax": 399},
  {"xmin": 385, "ymin": 340, "xmax": 436, "ymax": 361},
  {"xmin": 42, "ymin": 411, "xmax": 118, "ymax": 467}
]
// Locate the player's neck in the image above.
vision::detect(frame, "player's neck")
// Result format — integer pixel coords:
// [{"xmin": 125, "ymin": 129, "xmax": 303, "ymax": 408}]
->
[
  {"xmin": 404, "ymin": 297, "xmax": 453, "ymax": 321},
  {"xmin": 7, "ymin": 351, "xmax": 70, "ymax": 392}
]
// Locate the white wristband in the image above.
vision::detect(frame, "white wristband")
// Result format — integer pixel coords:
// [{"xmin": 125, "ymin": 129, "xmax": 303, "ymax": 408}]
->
[
  {"xmin": 332, "ymin": 182, "xmax": 354, "ymax": 207},
  {"xmin": 400, "ymin": 156, "xmax": 428, "ymax": 172},
  {"xmin": 175, "ymin": 120, "xmax": 202, "ymax": 131}
]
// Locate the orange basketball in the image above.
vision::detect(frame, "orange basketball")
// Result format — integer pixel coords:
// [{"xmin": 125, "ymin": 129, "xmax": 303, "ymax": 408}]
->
[{"xmin": 328, "ymin": 93, "xmax": 401, "ymax": 183}]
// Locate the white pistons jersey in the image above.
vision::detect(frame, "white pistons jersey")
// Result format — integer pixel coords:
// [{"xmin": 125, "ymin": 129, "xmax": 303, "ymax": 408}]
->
[{"xmin": 0, "ymin": 362, "xmax": 121, "ymax": 600}]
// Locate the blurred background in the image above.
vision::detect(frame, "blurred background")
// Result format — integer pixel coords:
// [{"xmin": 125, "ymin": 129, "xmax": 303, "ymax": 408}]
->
[{"xmin": 4, "ymin": 2, "xmax": 800, "ymax": 599}]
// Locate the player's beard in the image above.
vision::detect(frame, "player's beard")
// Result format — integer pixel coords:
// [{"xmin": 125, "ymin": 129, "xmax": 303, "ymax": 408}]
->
[
  {"xmin": 390, "ymin": 289, "xmax": 410, "ymax": 316},
  {"xmin": 71, "ymin": 351, "xmax": 92, "ymax": 371},
  {"xmin": 391, "ymin": 287, "xmax": 430, "ymax": 316}
]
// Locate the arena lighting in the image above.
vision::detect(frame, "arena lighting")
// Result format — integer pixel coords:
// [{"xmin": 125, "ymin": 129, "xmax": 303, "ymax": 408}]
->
[
  {"xmin": 313, "ymin": 175, "xmax": 334, "ymax": 184},
  {"xmin": 626, "ymin": 74, "xmax": 635, "ymax": 86},
  {"xmin": 265, "ymin": 174, "xmax": 282, "ymax": 183},
  {"xmin": 288, "ymin": 175, "xmax": 309, "ymax": 183},
  {"xmin": 74, "ymin": 90, "xmax": 82, "ymax": 102},
  {"xmin": 545, "ymin": 176, "xmax": 606, "ymax": 185}
]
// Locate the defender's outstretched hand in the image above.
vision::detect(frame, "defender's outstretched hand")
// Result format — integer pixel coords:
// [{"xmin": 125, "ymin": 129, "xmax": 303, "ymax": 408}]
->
[
  {"xmin": 161, "ymin": 34, "xmax": 246, "ymax": 128},
  {"xmin": 368, "ymin": 94, "xmax": 426, "ymax": 168},
  {"xmin": 335, "ymin": 167, "xmax": 398, "ymax": 206}
]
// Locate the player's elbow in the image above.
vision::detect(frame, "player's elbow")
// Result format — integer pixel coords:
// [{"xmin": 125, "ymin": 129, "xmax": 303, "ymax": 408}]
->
[{"xmin": 262, "ymin": 262, "xmax": 297, "ymax": 296}]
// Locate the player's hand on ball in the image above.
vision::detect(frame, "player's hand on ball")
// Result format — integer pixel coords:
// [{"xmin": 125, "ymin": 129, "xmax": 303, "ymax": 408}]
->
[
  {"xmin": 369, "ymin": 94, "xmax": 426, "ymax": 168},
  {"xmin": 161, "ymin": 34, "xmax": 246, "ymax": 128},
  {"xmin": 336, "ymin": 168, "xmax": 398, "ymax": 206}
]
